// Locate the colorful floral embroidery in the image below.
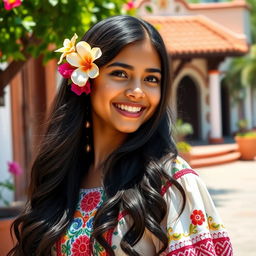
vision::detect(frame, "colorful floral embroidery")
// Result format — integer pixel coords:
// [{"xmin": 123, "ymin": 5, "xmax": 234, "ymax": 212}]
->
[
  {"xmin": 56, "ymin": 188, "xmax": 105, "ymax": 256},
  {"xmin": 190, "ymin": 209, "xmax": 205, "ymax": 226},
  {"xmin": 71, "ymin": 235, "xmax": 91, "ymax": 256},
  {"xmin": 207, "ymin": 215, "xmax": 225, "ymax": 231},
  {"xmin": 167, "ymin": 209, "xmax": 222, "ymax": 243},
  {"xmin": 81, "ymin": 191, "xmax": 101, "ymax": 212}
]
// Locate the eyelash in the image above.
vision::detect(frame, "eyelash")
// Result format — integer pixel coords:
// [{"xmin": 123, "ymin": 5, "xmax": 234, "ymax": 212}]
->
[
  {"xmin": 110, "ymin": 70, "xmax": 127, "ymax": 78},
  {"xmin": 145, "ymin": 76, "xmax": 160, "ymax": 84},
  {"xmin": 110, "ymin": 70, "xmax": 160, "ymax": 85}
]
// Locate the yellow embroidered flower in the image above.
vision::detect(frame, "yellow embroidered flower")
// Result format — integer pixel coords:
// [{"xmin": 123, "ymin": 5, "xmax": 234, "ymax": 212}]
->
[
  {"xmin": 55, "ymin": 33, "xmax": 78, "ymax": 64},
  {"xmin": 66, "ymin": 41, "xmax": 102, "ymax": 87}
]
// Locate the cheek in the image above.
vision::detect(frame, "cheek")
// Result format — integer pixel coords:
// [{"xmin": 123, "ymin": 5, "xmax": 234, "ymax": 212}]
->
[
  {"xmin": 151, "ymin": 88, "xmax": 161, "ymax": 111},
  {"xmin": 145, "ymin": 88, "xmax": 161, "ymax": 119}
]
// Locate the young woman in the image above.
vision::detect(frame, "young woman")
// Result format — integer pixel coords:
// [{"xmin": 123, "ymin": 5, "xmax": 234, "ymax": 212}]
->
[{"xmin": 9, "ymin": 15, "xmax": 233, "ymax": 256}]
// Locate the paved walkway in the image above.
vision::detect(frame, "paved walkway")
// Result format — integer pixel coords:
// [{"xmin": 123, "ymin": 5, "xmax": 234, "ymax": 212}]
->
[{"xmin": 196, "ymin": 160, "xmax": 256, "ymax": 256}]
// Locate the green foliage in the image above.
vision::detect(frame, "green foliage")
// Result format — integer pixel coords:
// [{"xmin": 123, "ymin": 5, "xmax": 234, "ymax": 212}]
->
[
  {"xmin": 236, "ymin": 131, "xmax": 256, "ymax": 138},
  {"xmin": 0, "ymin": 178, "xmax": 14, "ymax": 206},
  {"xmin": 246, "ymin": 0, "xmax": 256, "ymax": 43},
  {"xmin": 224, "ymin": 44, "xmax": 256, "ymax": 104},
  {"xmin": 240, "ymin": 45, "xmax": 256, "ymax": 88},
  {"xmin": 223, "ymin": 0, "xmax": 256, "ymax": 100},
  {"xmin": 0, "ymin": 0, "xmax": 132, "ymax": 64},
  {"xmin": 174, "ymin": 119, "xmax": 194, "ymax": 141},
  {"xmin": 236, "ymin": 119, "xmax": 248, "ymax": 132},
  {"xmin": 176, "ymin": 141, "xmax": 192, "ymax": 153},
  {"xmin": 235, "ymin": 119, "xmax": 256, "ymax": 137}
]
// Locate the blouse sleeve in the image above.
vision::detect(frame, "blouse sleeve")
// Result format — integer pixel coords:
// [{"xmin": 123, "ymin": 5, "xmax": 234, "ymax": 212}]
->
[{"xmin": 152, "ymin": 156, "xmax": 233, "ymax": 256}]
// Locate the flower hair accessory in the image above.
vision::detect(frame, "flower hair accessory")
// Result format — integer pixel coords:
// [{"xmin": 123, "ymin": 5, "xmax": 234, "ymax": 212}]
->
[{"xmin": 55, "ymin": 33, "xmax": 102, "ymax": 95}]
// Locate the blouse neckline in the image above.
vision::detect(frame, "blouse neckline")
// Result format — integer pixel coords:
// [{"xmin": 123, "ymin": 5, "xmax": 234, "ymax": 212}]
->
[{"xmin": 79, "ymin": 186, "xmax": 104, "ymax": 192}]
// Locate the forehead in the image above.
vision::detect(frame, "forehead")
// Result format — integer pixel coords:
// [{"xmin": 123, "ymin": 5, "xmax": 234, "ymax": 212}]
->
[{"xmin": 106, "ymin": 39, "xmax": 161, "ymax": 69}]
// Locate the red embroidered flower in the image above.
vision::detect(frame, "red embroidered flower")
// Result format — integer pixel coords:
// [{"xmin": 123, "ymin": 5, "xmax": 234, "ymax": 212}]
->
[
  {"xmin": 71, "ymin": 235, "xmax": 91, "ymax": 256},
  {"xmin": 190, "ymin": 209, "xmax": 205, "ymax": 225},
  {"xmin": 81, "ymin": 191, "xmax": 101, "ymax": 212}
]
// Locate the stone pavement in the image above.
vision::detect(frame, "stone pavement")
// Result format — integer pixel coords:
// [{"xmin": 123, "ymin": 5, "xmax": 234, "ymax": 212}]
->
[{"xmin": 196, "ymin": 160, "xmax": 256, "ymax": 256}]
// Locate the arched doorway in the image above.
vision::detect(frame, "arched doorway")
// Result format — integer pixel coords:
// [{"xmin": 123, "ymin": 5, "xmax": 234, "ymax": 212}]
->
[
  {"xmin": 176, "ymin": 76, "xmax": 200, "ymax": 140},
  {"xmin": 221, "ymin": 80, "xmax": 231, "ymax": 136}
]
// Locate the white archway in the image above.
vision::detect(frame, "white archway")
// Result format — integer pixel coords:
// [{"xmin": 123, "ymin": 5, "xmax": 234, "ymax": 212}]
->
[{"xmin": 171, "ymin": 67, "xmax": 209, "ymax": 141}]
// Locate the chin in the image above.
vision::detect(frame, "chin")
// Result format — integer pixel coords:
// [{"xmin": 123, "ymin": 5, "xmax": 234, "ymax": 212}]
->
[{"xmin": 116, "ymin": 125, "xmax": 141, "ymax": 134}]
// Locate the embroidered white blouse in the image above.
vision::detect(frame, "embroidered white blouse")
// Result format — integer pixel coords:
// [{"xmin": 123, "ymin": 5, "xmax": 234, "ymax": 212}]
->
[{"xmin": 53, "ymin": 156, "xmax": 233, "ymax": 256}]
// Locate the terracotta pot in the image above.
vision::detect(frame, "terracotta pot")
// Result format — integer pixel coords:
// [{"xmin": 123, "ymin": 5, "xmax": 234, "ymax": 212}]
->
[
  {"xmin": 0, "ymin": 202, "xmax": 24, "ymax": 256},
  {"xmin": 0, "ymin": 217, "xmax": 16, "ymax": 256},
  {"xmin": 235, "ymin": 136, "xmax": 256, "ymax": 160},
  {"xmin": 179, "ymin": 152, "xmax": 192, "ymax": 164}
]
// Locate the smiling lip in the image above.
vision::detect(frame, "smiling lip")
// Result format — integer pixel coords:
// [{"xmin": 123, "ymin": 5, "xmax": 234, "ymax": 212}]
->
[{"xmin": 112, "ymin": 102, "xmax": 146, "ymax": 118}]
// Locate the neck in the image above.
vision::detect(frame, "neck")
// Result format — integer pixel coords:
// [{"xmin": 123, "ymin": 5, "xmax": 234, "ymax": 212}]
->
[{"xmin": 91, "ymin": 118, "xmax": 127, "ymax": 170}]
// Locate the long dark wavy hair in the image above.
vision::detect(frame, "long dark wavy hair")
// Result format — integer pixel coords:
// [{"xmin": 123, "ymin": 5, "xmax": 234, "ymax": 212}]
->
[{"xmin": 8, "ymin": 15, "xmax": 186, "ymax": 256}]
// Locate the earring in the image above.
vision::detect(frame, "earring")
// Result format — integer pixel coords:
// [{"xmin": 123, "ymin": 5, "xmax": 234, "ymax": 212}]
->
[
  {"xmin": 85, "ymin": 120, "xmax": 92, "ymax": 152},
  {"xmin": 85, "ymin": 101, "xmax": 92, "ymax": 153}
]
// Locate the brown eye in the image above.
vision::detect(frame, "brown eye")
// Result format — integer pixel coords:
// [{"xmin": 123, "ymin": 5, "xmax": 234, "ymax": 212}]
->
[
  {"xmin": 110, "ymin": 70, "xmax": 128, "ymax": 78},
  {"xmin": 145, "ymin": 75, "xmax": 160, "ymax": 85}
]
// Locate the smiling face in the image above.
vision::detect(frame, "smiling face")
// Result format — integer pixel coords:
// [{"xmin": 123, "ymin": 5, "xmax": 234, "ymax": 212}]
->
[{"xmin": 90, "ymin": 38, "xmax": 161, "ymax": 135}]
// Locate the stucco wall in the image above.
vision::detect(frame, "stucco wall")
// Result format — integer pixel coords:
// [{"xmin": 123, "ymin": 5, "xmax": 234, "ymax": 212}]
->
[{"xmin": 0, "ymin": 84, "xmax": 13, "ymax": 206}]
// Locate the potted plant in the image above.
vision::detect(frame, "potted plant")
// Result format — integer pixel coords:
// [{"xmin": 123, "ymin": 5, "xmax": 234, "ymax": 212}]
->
[
  {"xmin": 176, "ymin": 141, "xmax": 192, "ymax": 164},
  {"xmin": 0, "ymin": 161, "xmax": 24, "ymax": 255},
  {"xmin": 235, "ymin": 131, "xmax": 256, "ymax": 160},
  {"xmin": 174, "ymin": 119, "xmax": 194, "ymax": 164},
  {"xmin": 174, "ymin": 119, "xmax": 194, "ymax": 142},
  {"xmin": 234, "ymin": 119, "xmax": 256, "ymax": 160}
]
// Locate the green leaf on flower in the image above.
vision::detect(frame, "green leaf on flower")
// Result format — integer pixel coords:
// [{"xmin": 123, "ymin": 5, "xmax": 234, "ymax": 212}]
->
[
  {"xmin": 145, "ymin": 5, "xmax": 153, "ymax": 13},
  {"xmin": 173, "ymin": 233, "xmax": 182, "ymax": 239},
  {"xmin": 189, "ymin": 224, "xmax": 197, "ymax": 235}
]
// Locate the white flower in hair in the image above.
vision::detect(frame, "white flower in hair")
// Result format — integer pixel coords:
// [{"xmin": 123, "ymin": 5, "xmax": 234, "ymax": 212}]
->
[
  {"xmin": 66, "ymin": 41, "xmax": 102, "ymax": 87},
  {"xmin": 55, "ymin": 33, "xmax": 78, "ymax": 64}
]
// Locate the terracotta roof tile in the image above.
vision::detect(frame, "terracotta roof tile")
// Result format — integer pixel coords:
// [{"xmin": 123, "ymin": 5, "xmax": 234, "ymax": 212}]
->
[
  {"xmin": 144, "ymin": 15, "xmax": 249, "ymax": 57},
  {"xmin": 174, "ymin": 0, "xmax": 249, "ymax": 10}
]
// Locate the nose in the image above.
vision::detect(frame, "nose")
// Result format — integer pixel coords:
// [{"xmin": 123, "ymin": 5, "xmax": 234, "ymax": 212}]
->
[{"xmin": 125, "ymin": 82, "xmax": 145, "ymax": 99}]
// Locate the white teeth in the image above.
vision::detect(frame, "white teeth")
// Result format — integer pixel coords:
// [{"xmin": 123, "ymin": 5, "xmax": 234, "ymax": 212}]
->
[{"xmin": 116, "ymin": 104, "xmax": 142, "ymax": 113}]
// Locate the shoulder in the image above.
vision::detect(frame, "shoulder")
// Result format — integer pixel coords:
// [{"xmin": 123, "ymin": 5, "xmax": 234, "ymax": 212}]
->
[
  {"xmin": 166, "ymin": 155, "xmax": 199, "ymax": 178},
  {"xmin": 158, "ymin": 157, "xmax": 233, "ymax": 255},
  {"xmin": 161, "ymin": 155, "xmax": 199, "ymax": 195},
  {"xmin": 161, "ymin": 156, "xmax": 206, "ymax": 196}
]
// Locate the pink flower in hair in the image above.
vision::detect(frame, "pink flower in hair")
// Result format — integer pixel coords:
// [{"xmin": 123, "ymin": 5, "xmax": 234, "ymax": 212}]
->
[
  {"xmin": 58, "ymin": 63, "xmax": 76, "ymax": 79},
  {"xmin": 71, "ymin": 81, "xmax": 91, "ymax": 96}
]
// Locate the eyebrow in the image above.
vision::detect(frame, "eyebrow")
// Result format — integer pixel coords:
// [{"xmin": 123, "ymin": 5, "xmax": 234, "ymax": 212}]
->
[{"xmin": 106, "ymin": 62, "xmax": 161, "ymax": 74}]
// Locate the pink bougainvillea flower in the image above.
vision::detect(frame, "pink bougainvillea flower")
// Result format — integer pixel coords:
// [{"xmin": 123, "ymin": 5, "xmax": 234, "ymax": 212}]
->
[
  {"xmin": 124, "ymin": 0, "xmax": 135, "ymax": 10},
  {"xmin": 57, "ymin": 63, "xmax": 76, "ymax": 79},
  {"xmin": 7, "ymin": 161, "xmax": 23, "ymax": 176},
  {"xmin": 3, "ymin": 0, "xmax": 22, "ymax": 10},
  {"xmin": 71, "ymin": 81, "xmax": 91, "ymax": 96},
  {"xmin": 55, "ymin": 33, "xmax": 78, "ymax": 64},
  {"xmin": 66, "ymin": 41, "xmax": 102, "ymax": 87}
]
